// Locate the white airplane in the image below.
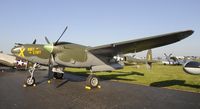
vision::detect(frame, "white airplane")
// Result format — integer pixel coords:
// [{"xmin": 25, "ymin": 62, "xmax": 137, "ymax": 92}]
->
[
  {"xmin": 183, "ymin": 61, "xmax": 200, "ymax": 75},
  {"xmin": 162, "ymin": 53, "xmax": 187, "ymax": 65}
]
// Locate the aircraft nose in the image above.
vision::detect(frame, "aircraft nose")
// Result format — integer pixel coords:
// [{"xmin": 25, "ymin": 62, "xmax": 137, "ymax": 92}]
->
[
  {"xmin": 11, "ymin": 46, "xmax": 21, "ymax": 54},
  {"xmin": 44, "ymin": 44, "xmax": 54, "ymax": 53}
]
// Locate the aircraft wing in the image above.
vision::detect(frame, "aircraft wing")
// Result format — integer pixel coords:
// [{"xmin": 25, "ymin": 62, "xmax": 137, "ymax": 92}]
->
[
  {"xmin": 89, "ymin": 30, "xmax": 193, "ymax": 57},
  {"xmin": 0, "ymin": 53, "xmax": 16, "ymax": 67}
]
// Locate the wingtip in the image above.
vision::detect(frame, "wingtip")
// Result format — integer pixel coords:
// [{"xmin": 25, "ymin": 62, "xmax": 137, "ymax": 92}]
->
[
  {"xmin": 190, "ymin": 30, "xmax": 194, "ymax": 34},
  {"xmin": 179, "ymin": 29, "xmax": 194, "ymax": 38},
  {"xmin": 185, "ymin": 29, "xmax": 194, "ymax": 35},
  {"xmin": 186, "ymin": 29, "xmax": 194, "ymax": 36}
]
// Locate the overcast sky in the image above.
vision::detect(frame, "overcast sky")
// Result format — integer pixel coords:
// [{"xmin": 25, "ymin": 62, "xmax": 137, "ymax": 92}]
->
[{"xmin": 0, "ymin": 0, "xmax": 199, "ymax": 57}]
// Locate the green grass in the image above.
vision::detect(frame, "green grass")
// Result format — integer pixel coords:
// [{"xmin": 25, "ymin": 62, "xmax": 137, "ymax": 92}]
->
[
  {"xmin": 195, "ymin": 58, "xmax": 200, "ymax": 62},
  {"xmin": 65, "ymin": 64, "xmax": 200, "ymax": 93}
]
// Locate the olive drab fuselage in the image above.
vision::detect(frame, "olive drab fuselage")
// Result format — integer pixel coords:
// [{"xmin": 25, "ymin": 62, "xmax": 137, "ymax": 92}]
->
[{"xmin": 11, "ymin": 42, "xmax": 105, "ymax": 68}]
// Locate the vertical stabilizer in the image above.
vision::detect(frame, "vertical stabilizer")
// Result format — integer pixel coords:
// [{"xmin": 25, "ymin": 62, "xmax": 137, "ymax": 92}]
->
[
  {"xmin": 146, "ymin": 49, "xmax": 152, "ymax": 62},
  {"xmin": 146, "ymin": 49, "xmax": 153, "ymax": 70}
]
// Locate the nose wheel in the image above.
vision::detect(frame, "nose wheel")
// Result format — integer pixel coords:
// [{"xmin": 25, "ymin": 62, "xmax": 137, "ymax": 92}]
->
[
  {"xmin": 26, "ymin": 76, "xmax": 36, "ymax": 86},
  {"xmin": 24, "ymin": 63, "xmax": 39, "ymax": 87}
]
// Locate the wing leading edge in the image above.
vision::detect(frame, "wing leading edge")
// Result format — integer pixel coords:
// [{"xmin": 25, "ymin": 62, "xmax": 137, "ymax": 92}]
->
[{"xmin": 89, "ymin": 30, "xmax": 194, "ymax": 57}]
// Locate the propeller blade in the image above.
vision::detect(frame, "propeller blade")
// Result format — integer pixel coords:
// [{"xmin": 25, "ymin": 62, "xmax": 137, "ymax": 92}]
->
[
  {"xmin": 45, "ymin": 36, "xmax": 51, "ymax": 44},
  {"xmin": 32, "ymin": 39, "xmax": 37, "ymax": 44},
  {"xmin": 48, "ymin": 66, "xmax": 53, "ymax": 80},
  {"xmin": 48, "ymin": 66, "xmax": 53, "ymax": 78},
  {"xmin": 55, "ymin": 26, "xmax": 68, "ymax": 45},
  {"xmin": 48, "ymin": 54, "xmax": 54, "ymax": 80},
  {"xmin": 45, "ymin": 26, "xmax": 68, "ymax": 79}
]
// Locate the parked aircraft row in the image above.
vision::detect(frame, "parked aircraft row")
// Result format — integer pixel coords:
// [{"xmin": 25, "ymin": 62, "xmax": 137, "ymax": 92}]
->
[
  {"xmin": 162, "ymin": 53, "xmax": 190, "ymax": 65},
  {"xmin": 159, "ymin": 53, "xmax": 200, "ymax": 75}
]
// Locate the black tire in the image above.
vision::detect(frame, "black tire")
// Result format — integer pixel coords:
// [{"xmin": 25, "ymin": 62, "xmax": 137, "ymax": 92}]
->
[
  {"xmin": 26, "ymin": 76, "xmax": 35, "ymax": 86},
  {"xmin": 53, "ymin": 73, "xmax": 64, "ymax": 79},
  {"xmin": 86, "ymin": 74, "xmax": 99, "ymax": 88}
]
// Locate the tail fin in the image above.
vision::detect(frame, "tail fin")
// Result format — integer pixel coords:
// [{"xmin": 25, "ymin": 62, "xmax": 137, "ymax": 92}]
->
[
  {"xmin": 32, "ymin": 39, "xmax": 36, "ymax": 44},
  {"xmin": 146, "ymin": 49, "xmax": 152, "ymax": 62},
  {"xmin": 164, "ymin": 53, "xmax": 173, "ymax": 64},
  {"xmin": 146, "ymin": 49, "xmax": 153, "ymax": 70}
]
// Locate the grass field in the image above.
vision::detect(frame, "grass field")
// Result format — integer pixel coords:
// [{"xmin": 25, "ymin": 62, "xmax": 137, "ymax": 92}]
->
[{"xmin": 65, "ymin": 63, "xmax": 200, "ymax": 93}]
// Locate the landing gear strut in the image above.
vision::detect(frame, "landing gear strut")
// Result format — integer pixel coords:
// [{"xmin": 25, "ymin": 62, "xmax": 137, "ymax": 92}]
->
[{"xmin": 24, "ymin": 63, "xmax": 39, "ymax": 87}]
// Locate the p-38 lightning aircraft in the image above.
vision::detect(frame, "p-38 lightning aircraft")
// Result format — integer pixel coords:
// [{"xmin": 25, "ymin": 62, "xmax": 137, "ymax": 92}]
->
[{"xmin": 11, "ymin": 27, "xmax": 194, "ymax": 89}]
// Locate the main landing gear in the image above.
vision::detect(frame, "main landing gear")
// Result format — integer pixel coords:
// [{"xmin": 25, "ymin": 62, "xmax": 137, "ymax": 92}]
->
[
  {"xmin": 52, "ymin": 67, "xmax": 64, "ymax": 79},
  {"xmin": 47, "ymin": 72, "xmax": 64, "ymax": 84},
  {"xmin": 85, "ymin": 73, "xmax": 101, "ymax": 90},
  {"xmin": 53, "ymin": 73, "xmax": 64, "ymax": 79}
]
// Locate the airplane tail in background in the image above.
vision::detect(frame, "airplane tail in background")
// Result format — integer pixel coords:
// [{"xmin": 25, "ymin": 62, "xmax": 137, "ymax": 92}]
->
[
  {"xmin": 146, "ymin": 49, "xmax": 153, "ymax": 70},
  {"xmin": 146, "ymin": 49, "xmax": 152, "ymax": 62},
  {"xmin": 164, "ymin": 53, "xmax": 172, "ymax": 63}
]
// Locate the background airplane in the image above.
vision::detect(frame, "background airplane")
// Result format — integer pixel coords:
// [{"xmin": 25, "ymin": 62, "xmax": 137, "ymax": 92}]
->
[
  {"xmin": 123, "ymin": 49, "xmax": 158, "ymax": 69},
  {"xmin": 0, "ymin": 52, "xmax": 29, "ymax": 70},
  {"xmin": 0, "ymin": 52, "xmax": 16, "ymax": 68},
  {"xmin": 162, "ymin": 53, "xmax": 188, "ymax": 65},
  {"xmin": 11, "ymin": 27, "xmax": 194, "ymax": 89},
  {"xmin": 161, "ymin": 53, "xmax": 199, "ymax": 75},
  {"xmin": 0, "ymin": 51, "xmax": 47, "ymax": 71},
  {"xmin": 183, "ymin": 61, "xmax": 200, "ymax": 75}
]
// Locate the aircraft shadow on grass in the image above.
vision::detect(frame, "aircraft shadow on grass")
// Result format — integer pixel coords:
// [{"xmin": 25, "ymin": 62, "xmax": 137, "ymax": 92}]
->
[{"xmin": 150, "ymin": 80, "xmax": 200, "ymax": 89}]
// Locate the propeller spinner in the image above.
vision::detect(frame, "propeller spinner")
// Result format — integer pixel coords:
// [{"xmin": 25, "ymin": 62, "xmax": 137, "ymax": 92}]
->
[{"xmin": 43, "ymin": 26, "xmax": 68, "ymax": 80}]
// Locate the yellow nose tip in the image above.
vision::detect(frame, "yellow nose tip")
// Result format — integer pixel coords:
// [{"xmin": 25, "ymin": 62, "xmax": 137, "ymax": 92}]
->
[{"xmin": 44, "ymin": 44, "xmax": 54, "ymax": 53}]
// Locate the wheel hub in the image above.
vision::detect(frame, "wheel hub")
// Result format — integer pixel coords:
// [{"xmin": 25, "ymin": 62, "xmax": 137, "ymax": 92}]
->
[
  {"xmin": 91, "ymin": 77, "xmax": 98, "ymax": 87},
  {"xmin": 27, "ymin": 78, "xmax": 34, "ymax": 85}
]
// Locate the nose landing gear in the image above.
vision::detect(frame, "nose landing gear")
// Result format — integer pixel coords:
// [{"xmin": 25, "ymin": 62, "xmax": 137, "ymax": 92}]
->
[{"xmin": 24, "ymin": 63, "xmax": 39, "ymax": 87}]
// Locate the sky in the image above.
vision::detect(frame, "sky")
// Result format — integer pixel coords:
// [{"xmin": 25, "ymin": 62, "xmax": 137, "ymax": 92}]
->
[{"xmin": 0, "ymin": 0, "xmax": 199, "ymax": 57}]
